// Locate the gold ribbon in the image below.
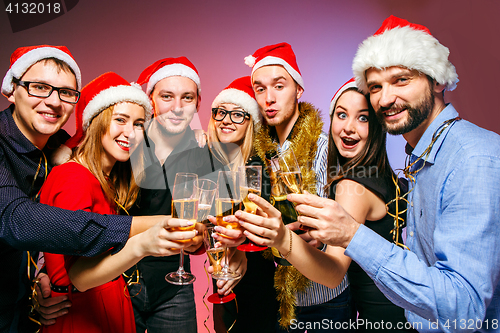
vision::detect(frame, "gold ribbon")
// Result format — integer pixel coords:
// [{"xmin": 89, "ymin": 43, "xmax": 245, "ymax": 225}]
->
[
  {"xmin": 202, "ymin": 258, "xmax": 238, "ymax": 333},
  {"xmin": 253, "ymin": 102, "xmax": 322, "ymax": 327},
  {"xmin": 386, "ymin": 117, "xmax": 460, "ymax": 250}
]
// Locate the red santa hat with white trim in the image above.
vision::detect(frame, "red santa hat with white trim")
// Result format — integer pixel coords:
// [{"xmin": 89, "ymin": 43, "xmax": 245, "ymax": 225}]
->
[
  {"xmin": 352, "ymin": 15, "xmax": 458, "ymax": 94},
  {"xmin": 2, "ymin": 45, "xmax": 82, "ymax": 96},
  {"xmin": 329, "ymin": 78, "xmax": 358, "ymax": 116},
  {"xmin": 211, "ymin": 76, "xmax": 262, "ymax": 126},
  {"xmin": 52, "ymin": 72, "xmax": 152, "ymax": 165},
  {"xmin": 244, "ymin": 42, "xmax": 304, "ymax": 90},
  {"xmin": 136, "ymin": 56, "xmax": 201, "ymax": 96}
]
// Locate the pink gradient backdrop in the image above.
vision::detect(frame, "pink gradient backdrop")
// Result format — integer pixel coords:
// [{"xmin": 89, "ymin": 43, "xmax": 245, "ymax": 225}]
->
[{"xmin": 1, "ymin": 1, "xmax": 499, "ymax": 330}]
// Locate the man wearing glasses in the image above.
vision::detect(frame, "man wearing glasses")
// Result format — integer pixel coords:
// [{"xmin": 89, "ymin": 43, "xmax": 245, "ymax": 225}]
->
[{"xmin": 0, "ymin": 45, "xmax": 175, "ymax": 332}]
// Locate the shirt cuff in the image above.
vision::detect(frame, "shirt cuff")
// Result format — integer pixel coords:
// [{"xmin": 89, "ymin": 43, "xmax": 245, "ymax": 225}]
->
[
  {"xmin": 344, "ymin": 224, "xmax": 395, "ymax": 280},
  {"xmin": 108, "ymin": 215, "xmax": 133, "ymax": 255}
]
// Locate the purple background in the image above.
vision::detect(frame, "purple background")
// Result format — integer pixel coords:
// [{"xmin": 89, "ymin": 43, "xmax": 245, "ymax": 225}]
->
[{"xmin": 1, "ymin": 0, "xmax": 499, "ymax": 329}]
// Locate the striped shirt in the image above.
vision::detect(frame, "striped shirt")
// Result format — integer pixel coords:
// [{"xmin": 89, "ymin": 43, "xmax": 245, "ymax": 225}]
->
[{"xmin": 279, "ymin": 132, "xmax": 349, "ymax": 307}]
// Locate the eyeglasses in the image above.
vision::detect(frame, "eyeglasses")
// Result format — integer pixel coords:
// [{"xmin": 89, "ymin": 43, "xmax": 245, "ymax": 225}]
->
[
  {"xmin": 13, "ymin": 78, "xmax": 80, "ymax": 104},
  {"xmin": 211, "ymin": 108, "xmax": 250, "ymax": 124}
]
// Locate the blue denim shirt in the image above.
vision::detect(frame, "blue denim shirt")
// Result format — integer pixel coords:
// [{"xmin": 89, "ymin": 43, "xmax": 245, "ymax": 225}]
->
[{"xmin": 345, "ymin": 104, "xmax": 500, "ymax": 332}]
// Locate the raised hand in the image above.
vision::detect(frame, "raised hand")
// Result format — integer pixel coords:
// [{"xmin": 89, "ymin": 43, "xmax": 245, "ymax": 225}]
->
[{"xmin": 288, "ymin": 192, "xmax": 360, "ymax": 249}]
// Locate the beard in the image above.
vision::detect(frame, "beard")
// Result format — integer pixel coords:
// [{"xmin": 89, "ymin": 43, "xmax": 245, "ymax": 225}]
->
[{"xmin": 376, "ymin": 87, "xmax": 434, "ymax": 135}]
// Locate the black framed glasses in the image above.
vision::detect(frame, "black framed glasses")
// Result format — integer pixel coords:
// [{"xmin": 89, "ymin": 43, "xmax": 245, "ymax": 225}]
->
[
  {"xmin": 13, "ymin": 78, "xmax": 80, "ymax": 104},
  {"xmin": 211, "ymin": 108, "xmax": 250, "ymax": 124}
]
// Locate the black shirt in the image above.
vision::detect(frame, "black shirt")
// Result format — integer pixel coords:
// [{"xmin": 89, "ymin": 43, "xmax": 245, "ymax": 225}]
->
[
  {"xmin": 330, "ymin": 173, "xmax": 413, "ymax": 332},
  {"xmin": 128, "ymin": 126, "xmax": 224, "ymax": 305}
]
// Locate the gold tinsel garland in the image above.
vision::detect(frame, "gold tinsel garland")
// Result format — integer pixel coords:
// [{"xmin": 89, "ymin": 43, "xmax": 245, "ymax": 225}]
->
[{"xmin": 253, "ymin": 102, "xmax": 324, "ymax": 328}]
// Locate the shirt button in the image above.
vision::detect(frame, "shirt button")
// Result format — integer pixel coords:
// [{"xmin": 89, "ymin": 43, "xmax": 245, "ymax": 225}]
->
[{"xmin": 409, "ymin": 231, "xmax": 414, "ymax": 237}]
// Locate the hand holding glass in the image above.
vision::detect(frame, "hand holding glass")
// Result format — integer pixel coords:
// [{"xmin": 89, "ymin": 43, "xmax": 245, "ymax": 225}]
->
[
  {"xmin": 165, "ymin": 173, "xmax": 199, "ymax": 285},
  {"xmin": 203, "ymin": 225, "xmax": 237, "ymax": 303},
  {"xmin": 214, "ymin": 171, "xmax": 242, "ymax": 280},
  {"xmin": 237, "ymin": 165, "xmax": 267, "ymax": 252}
]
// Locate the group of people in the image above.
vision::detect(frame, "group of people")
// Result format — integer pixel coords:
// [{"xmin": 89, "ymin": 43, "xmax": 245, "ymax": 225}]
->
[{"xmin": 1, "ymin": 14, "xmax": 499, "ymax": 333}]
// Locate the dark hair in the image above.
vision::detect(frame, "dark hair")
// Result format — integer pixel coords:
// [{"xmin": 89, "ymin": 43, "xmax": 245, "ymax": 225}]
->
[{"xmin": 326, "ymin": 87, "xmax": 393, "ymax": 186}]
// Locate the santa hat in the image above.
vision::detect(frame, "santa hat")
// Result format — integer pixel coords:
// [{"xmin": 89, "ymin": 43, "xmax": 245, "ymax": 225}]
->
[
  {"xmin": 211, "ymin": 76, "xmax": 262, "ymax": 126},
  {"xmin": 2, "ymin": 45, "xmax": 82, "ymax": 96},
  {"xmin": 244, "ymin": 42, "xmax": 304, "ymax": 90},
  {"xmin": 352, "ymin": 15, "xmax": 458, "ymax": 93},
  {"xmin": 136, "ymin": 56, "xmax": 201, "ymax": 96},
  {"xmin": 329, "ymin": 78, "xmax": 357, "ymax": 116},
  {"xmin": 52, "ymin": 72, "xmax": 152, "ymax": 165}
]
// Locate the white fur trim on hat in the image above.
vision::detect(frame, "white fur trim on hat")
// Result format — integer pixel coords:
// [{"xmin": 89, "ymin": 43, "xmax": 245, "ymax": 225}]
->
[
  {"xmin": 353, "ymin": 26, "xmax": 458, "ymax": 93},
  {"xmin": 329, "ymin": 81, "xmax": 358, "ymax": 116},
  {"xmin": 82, "ymin": 85, "xmax": 153, "ymax": 130},
  {"xmin": 252, "ymin": 56, "xmax": 305, "ymax": 90},
  {"xmin": 146, "ymin": 63, "xmax": 201, "ymax": 95},
  {"xmin": 211, "ymin": 88, "xmax": 262, "ymax": 126},
  {"xmin": 2, "ymin": 47, "xmax": 82, "ymax": 96}
]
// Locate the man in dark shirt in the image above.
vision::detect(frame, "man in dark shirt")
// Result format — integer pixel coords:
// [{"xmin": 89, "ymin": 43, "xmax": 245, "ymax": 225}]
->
[
  {"xmin": 127, "ymin": 56, "xmax": 227, "ymax": 333},
  {"xmin": 0, "ymin": 45, "xmax": 177, "ymax": 332}
]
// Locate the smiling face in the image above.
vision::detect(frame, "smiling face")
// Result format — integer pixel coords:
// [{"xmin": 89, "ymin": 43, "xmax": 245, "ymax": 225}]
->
[
  {"xmin": 366, "ymin": 66, "xmax": 437, "ymax": 145},
  {"xmin": 8, "ymin": 60, "xmax": 77, "ymax": 148},
  {"xmin": 101, "ymin": 102, "xmax": 145, "ymax": 173},
  {"xmin": 214, "ymin": 103, "xmax": 250, "ymax": 146},
  {"xmin": 150, "ymin": 75, "xmax": 199, "ymax": 136},
  {"xmin": 252, "ymin": 65, "xmax": 303, "ymax": 131},
  {"xmin": 330, "ymin": 90, "xmax": 370, "ymax": 159}
]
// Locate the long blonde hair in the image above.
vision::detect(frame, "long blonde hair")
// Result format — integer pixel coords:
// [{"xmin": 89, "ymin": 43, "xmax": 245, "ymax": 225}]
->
[
  {"xmin": 207, "ymin": 114, "xmax": 254, "ymax": 170},
  {"xmin": 71, "ymin": 105, "xmax": 140, "ymax": 214}
]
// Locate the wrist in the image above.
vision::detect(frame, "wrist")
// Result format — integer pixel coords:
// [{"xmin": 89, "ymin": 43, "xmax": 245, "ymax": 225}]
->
[
  {"xmin": 342, "ymin": 220, "xmax": 361, "ymax": 249},
  {"xmin": 275, "ymin": 225, "xmax": 290, "ymax": 253},
  {"xmin": 278, "ymin": 228, "xmax": 293, "ymax": 259}
]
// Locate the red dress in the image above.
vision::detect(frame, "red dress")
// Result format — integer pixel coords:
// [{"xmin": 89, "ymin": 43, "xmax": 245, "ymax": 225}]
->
[{"xmin": 39, "ymin": 162, "xmax": 135, "ymax": 333}]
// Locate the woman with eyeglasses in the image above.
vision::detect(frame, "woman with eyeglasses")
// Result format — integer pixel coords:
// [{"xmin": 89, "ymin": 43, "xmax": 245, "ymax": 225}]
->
[{"xmin": 204, "ymin": 76, "xmax": 278, "ymax": 333}]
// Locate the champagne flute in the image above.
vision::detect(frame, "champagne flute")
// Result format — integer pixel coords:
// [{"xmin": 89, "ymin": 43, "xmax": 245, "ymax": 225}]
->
[
  {"xmin": 165, "ymin": 172, "xmax": 199, "ymax": 285},
  {"xmin": 269, "ymin": 148, "xmax": 303, "ymax": 226},
  {"xmin": 270, "ymin": 148, "xmax": 305, "ymax": 265},
  {"xmin": 276, "ymin": 147, "xmax": 303, "ymax": 196},
  {"xmin": 203, "ymin": 225, "xmax": 237, "ymax": 304},
  {"xmin": 213, "ymin": 171, "xmax": 242, "ymax": 280},
  {"xmin": 237, "ymin": 165, "xmax": 267, "ymax": 252},
  {"xmin": 195, "ymin": 179, "xmax": 217, "ymax": 225}
]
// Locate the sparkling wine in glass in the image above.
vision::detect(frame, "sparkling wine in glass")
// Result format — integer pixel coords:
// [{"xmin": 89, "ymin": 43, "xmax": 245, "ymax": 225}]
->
[
  {"xmin": 195, "ymin": 179, "xmax": 217, "ymax": 224},
  {"xmin": 203, "ymin": 225, "xmax": 238, "ymax": 304},
  {"xmin": 270, "ymin": 148, "xmax": 308, "ymax": 265},
  {"xmin": 213, "ymin": 171, "xmax": 242, "ymax": 280},
  {"xmin": 165, "ymin": 173, "xmax": 199, "ymax": 285},
  {"xmin": 237, "ymin": 165, "xmax": 267, "ymax": 252}
]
